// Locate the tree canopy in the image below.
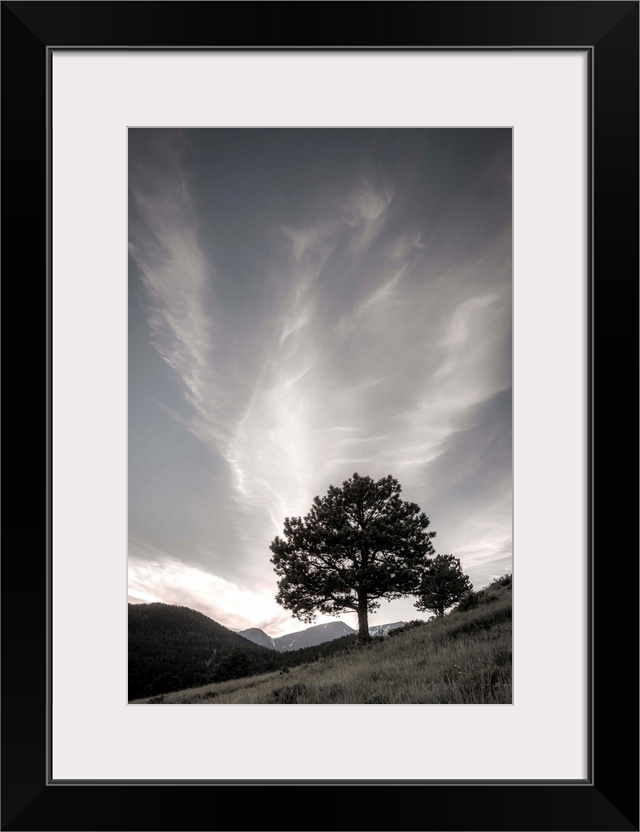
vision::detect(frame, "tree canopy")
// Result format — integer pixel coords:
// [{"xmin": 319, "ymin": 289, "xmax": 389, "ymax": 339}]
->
[
  {"xmin": 270, "ymin": 473, "xmax": 437, "ymax": 643},
  {"xmin": 414, "ymin": 554, "xmax": 472, "ymax": 618}
]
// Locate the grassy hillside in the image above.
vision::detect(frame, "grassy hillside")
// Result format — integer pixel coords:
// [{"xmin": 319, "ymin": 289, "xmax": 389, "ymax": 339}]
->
[
  {"xmin": 128, "ymin": 602, "xmax": 359, "ymax": 700},
  {"xmin": 131, "ymin": 577, "xmax": 512, "ymax": 705}
]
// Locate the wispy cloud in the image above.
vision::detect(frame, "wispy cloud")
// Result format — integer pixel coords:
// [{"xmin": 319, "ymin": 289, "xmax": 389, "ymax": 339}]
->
[
  {"xmin": 129, "ymin": 135, "xmax": 230, "ymax": 452},
  {"xmin": 129, "ymin": 129, "xmax": 512, "ymax": 631},
  {"xmin": 346, "ymin": 179, "xmax": 394, "ymax": 252}
]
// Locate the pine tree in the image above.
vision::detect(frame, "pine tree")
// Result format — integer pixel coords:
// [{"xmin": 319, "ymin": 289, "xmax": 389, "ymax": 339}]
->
[
  {"xmin": 270, "ymin": 473, "xmax": 437, "ymax": 644},
  {"xmin": 414, "ymin": 554, "xmax": 472, "ymax": 618}
]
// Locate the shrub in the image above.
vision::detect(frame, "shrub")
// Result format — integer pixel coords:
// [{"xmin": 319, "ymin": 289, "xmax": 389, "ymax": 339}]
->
[
  {"xmin": 387, "ymin": 620, "xmax": 428, "ymax": 637},
  {"xmin": 456, "ymin": 590, "xmax": 479, "ymax": 612}
]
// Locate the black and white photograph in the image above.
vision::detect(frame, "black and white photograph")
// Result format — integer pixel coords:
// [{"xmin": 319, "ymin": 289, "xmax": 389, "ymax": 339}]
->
[{"xmin": 128, "ymin": 127, "xmax": 512, "ymax": 704}]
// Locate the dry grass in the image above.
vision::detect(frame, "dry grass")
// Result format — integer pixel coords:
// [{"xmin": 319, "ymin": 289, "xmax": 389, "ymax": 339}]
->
[{"xmin": 131, "ymin": 584, "xmax": 511, "ymax": 705}]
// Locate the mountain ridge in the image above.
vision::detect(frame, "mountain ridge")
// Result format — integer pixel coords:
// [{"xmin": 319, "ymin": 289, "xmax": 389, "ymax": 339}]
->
[{"xmin": 238, "ymin": 619, "xmax": 406, "ymax": 651}]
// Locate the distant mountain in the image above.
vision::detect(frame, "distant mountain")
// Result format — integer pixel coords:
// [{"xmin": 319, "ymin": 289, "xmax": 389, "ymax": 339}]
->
[
  {"xmin": 238, "ymin": 621, "xmax": 356, "ymax": 653},
  {"xmin": 274, "ymin": 621, "xmax": 356, "ymax": 651},
  {"xmin": 238, "ymin": 619, "xmax": 407, "ymax": 651},
  {"xmin": 369, "ymin": 621, "xmax": 405, "ymax": 637},
  {"xmin": 239, "ymin": 620, "xmax": 355, "ymax": 652},
  {"xmin": 237, "ymin": 627, "xmax": 277, "ymax": 651}
]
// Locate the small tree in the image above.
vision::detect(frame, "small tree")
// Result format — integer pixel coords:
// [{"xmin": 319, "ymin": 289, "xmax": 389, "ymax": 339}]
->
[
  {"xmin": 215, "ymin": 648, "xmax": 252, "ymax": 682},
  {"xmin": 414, "ymin": 554, "xmax": 472, "ymax": 618},
  {"xmin": 270, "ymin": 473, "xmax": 437, "ymax": 644}
]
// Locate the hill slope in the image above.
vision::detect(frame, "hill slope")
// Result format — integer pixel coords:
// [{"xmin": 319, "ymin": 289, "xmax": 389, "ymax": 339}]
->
[
  {"xmin": 128, "ymin": 602, "xmax": 361, "ymax": 699},
  {"xmin": 128, "ymin": 603, "xmax": 283, "ymax": 700},
  {"xmin": 132, "ymin": 579, "xmax": 512, "ymax": 704}
]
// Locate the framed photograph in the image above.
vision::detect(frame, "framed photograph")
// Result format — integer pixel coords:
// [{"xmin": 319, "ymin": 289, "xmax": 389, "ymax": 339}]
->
[{"xmin": 2, "ymin": 2, "xmax": 637, "ymax": 830}]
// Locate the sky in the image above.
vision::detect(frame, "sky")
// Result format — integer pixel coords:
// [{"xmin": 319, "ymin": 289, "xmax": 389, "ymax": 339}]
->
[{"xmin": 128, "ymin": 128, "xmax": 512, "ymax": 636}]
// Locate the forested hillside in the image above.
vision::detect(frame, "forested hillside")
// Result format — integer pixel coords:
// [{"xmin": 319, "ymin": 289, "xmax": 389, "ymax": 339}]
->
[{"xmin": 128, "ymin": 603, "xmax": 358, "ymax": 700}]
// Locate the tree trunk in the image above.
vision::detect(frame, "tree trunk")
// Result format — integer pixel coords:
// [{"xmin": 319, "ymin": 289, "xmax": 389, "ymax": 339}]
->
[{"xmin": 356, "ymin": 594, "xmax": 370, "ymax": 645}]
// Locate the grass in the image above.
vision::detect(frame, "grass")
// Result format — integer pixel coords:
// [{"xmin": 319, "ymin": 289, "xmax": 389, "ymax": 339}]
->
[{"xmin": 131, "ymin": 581, "xmax": 511, "ymax": 705}]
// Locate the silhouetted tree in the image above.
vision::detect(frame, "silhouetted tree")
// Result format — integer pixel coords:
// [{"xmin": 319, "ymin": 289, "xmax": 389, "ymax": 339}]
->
[
  {"xmin": 215, "ymin": 648, "xmax": 253, "ymax": 682},
  {"xmin": 415, "ymin": 554, "xmax": 472, "ymax": 618},
  {"xmin": 270, "ymin": 473, "xmax": 437, "ymax": 644}
]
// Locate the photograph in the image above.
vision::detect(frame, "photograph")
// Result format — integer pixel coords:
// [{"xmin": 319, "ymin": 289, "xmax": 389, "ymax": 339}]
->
[{"xmin": 128, "ymin": 127, "xmax": 513, "ymax": 705}]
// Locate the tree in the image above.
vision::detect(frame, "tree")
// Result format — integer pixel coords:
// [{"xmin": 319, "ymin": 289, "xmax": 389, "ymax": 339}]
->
[
  {"xmin": 269, "ymin": 473, "xmax": 437, "ymax": 644},
  {"xmin": 414, "ymin": 554, "xmax": 472, "ymax": 618},
  {"xmin": 215, "ymin": 648, "xmax": 253, "ymax": 682}
]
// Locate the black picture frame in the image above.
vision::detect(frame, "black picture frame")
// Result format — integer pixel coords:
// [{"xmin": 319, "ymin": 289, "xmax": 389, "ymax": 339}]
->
[{"xmin": 2, "ymin": 2, "xmax": 638, "ymax": 830}]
